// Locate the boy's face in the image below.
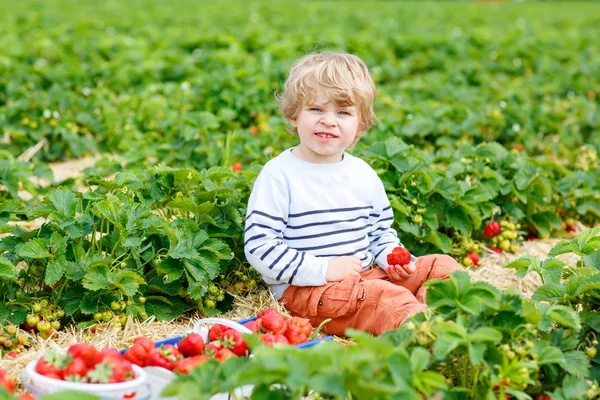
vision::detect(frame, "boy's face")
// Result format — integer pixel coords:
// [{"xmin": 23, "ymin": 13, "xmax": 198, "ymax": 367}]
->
[{"xmin": 289, "ymin": 88, "xmax": 365, "ymax": 164}]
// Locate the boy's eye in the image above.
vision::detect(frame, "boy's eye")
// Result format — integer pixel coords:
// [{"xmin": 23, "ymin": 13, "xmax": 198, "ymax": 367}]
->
[
  {"xmin": 309, "ymin": 107, "xmax": 322, "ymax": 112},
  {"xmin": 338, "ymin": 111, "xmax": 350, "ymax": 116}
]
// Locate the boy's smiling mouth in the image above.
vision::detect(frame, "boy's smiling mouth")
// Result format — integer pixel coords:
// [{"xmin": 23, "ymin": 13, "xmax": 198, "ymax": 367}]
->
[{"xmin": 315, "ymin": 132, "xmax": 337, "ymax": 139}]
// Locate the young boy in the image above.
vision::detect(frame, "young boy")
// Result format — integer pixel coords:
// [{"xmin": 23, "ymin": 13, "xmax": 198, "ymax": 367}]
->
[{"xmin": 244, "ymin": 51, "xmax": 462, "ymax": 336}]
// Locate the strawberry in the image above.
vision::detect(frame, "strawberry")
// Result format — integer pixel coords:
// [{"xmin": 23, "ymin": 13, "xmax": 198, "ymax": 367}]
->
[
  {"xmin": 132, "ymin": 336, "xmax": 155, "ymax": 353},
  {"xmin": 87, "ymin": 355, "xmax": 133, "ymax": 383},
  {"xmin": 286, "ymin": 317, "xmax": 312, "ymax": 337},
  {"xmin": 249, "ymin": 126, "xmax": 259, "ymax": 135},
  {"xmin": 232, "ymin": 162, "xmax": 242, "ymax": 172},
  {"xmin": 62, "ymin": 357, "xmax": 88, "ymax": 381},
  {"xmin": 177, "ymin": 333, "xmax": 205, "ymax": 357},
  {"xmin": 36, "ymin": 349, "xmax": 68, "ymax": 380},
  {"xmin": 146, "ymin": 345, "xmax": 182, "ymax": 371},
  {"xmin": 203, "ymin": 342, "xmax": 222, "ymax": 357},
  {"xmin": 18, "ymin": 393, "xmax": 35, "ymax": 400},
  {"xmin": 387, "ymin": 246, "xmax": 412, "ymax": 266},
  {"xmin": 124, "ymin": 343, "xmax": 150, "ymax": 367},
  {"xmin": 67, "ymin": 343, "xmax": 98, "ymax": 368},
  {"xmin": 467, "ymin": 251, "xmax": 479, "ymax": 266},
  {"xmin": 257, "ymin": 308, "xmax": 279, "ymax": 318},
  {"xmin": 90, "ymin": 348, "xmax": 121, "ymax": 368},
  {"xmin": 174, "ymin": 355, "xmax": 209, "ymax": 374},
  {"xmin": 214, "ymin": 348, "xmax": 236, "ymax": 363},
  {"xmin": 0, "ymin": 369, "xmax": 15, "ymax": 394},
  {"xmin": 259, "ymin": 311, "xmax": 287, "ymax": 335},
  {"xmin": 221, "ymin": 329, "xmax": 248, "ymax": 356},
  {"xmin": 5, "ymin": 352, "xmax": 17, "ymax": 360},
  {"xmin": 242, "ymin": 320, "xmax": 259, "ymax": 333},
  {"xmin": 260, "ymin": 333, "xmax": 289, "ymax": 346},
  {"xmin": 484, "ymin": 221, "xmax": 501, "ymax": 238},
  {"xmin": 208, "ymin": 324, "xmax": 229, "ymax": 342},
  {"xmin": 490, "ymin": 247, "xmax": 502, "ymax": 254},
  {"xmin": 284, "ymin": 324, "xmax": 309, "ymax": 345}
]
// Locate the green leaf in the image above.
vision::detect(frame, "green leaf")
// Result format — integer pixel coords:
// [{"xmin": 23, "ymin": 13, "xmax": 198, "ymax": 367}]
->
[
  {"xmin": 49, "ymin": 189, "xmax": 77, "ymax": 218},
  {"xmin": 583, "ymin": 249, "xmax": 600, "ymax": 270},
  {"xmin": 468, "ymin": 342, "xmax": 487, "ymax": 365},
  {"xmin": 114, "ymin": 271, "xmax": 145, "ymax": 297},
  {"xmin": 82, "ymin": 266, "xmax": 114, "ymax": 291},
  {"xmin": 44, "ymin": 256, "xmax": 67, "ymax": 286},
  {"xmin": 504, "ymin": 256, "xmax": 539, "ymax": 278},
  {"xmin": 469, "ymin": 327, "xmax": 502, "ymax": 343},
  {"xmin": 18, "ymin": 238, "xmax": 52, "ymax": 259},
  {"xmin": 547, "ymin": 305, "xmax": 581, "ymax": 331},
  {"xmin": 540, "ymin": 258, "xmax": 566, "ymax": 285},
  {"xmin": 0, "ymin": 256, "xmax": 16, "ymax": 280},
  {"xmin": 548, "ymin": 241, "xmax": 575, "ymax": 257},
  {"xmin": 561, "ymin": 350, "xmax": 590, "ymax": 377},
  {"xmin": 446, "ymin": 207, "xmax": 472, "ymax": 235},
  {"xmin": 432, "ymin": 332, "xmax": 462, "ymax": 359},
  {"xmin": 537, "ymin": 346, "xmax": 566, "ymax": 365},
  {"xmin": 531, "ymin": 283, "xmax": 566, "ymax": 301},
  {"xmin": 410, "ymin": 347, "xmax": 431, "ymax": 371}
]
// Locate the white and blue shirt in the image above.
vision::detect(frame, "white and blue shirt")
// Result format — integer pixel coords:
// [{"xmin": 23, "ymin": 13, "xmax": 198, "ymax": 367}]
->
[{"xmin": 244, "ymin": 148, "xmax": 413, "ymax": 299}]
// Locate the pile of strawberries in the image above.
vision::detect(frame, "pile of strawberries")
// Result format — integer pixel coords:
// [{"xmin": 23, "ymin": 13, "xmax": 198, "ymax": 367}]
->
[
  {"xmin": 34, "ymin": 344, "xmax": 137, "ymax": 384},
  {"xmin": 122, "ymin": 308, "xmax": 316, "ymax": 375},
  {"xmin": 483, "ymin": 220, "xmax": 522, "ymax": 254}
]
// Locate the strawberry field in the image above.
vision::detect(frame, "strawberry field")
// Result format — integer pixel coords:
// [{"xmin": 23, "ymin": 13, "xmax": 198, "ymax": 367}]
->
[{"xmin": 1, "ymin": 0, "xmax": 600, "ymax": 399}]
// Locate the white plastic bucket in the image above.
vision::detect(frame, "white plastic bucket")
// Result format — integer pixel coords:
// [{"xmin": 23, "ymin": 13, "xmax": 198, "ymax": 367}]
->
[{"xmin": 22, "ymin": 360, "xmax": 150, "ymax": 400}]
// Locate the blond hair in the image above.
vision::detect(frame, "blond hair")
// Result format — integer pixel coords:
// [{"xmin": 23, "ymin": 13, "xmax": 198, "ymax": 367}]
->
[{"xmin": 278, "ymin": 51, "xmax": 377, "ymax": 134}]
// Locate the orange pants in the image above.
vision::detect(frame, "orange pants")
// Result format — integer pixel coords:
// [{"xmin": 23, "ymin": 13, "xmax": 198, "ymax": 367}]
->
[{"xmin": 280, "ymin": 254, "xmax": 462, "ymax": 336}]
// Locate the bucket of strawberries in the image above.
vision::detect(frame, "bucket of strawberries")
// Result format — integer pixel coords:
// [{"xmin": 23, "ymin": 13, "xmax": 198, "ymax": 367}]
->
[{"xmin": 21, "ymin": 344, "xmax": 149, "ymax": 399}]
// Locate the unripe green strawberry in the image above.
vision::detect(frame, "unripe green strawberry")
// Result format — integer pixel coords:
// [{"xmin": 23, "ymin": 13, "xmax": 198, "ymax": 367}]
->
[
  {"xmin": 463, "ymin": 257, "xmax": 473, "ymax": 267},
  {"xmin": 510, "ymin": 244, "xmax": 520, "ymax": 253},
  {"xmin": 499, "ymin": 240, "xmax": 511, "ymax": 251}
]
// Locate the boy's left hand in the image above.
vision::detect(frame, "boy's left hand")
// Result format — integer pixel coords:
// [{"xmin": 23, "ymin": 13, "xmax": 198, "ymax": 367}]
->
[{"xmin": 386, "ymin": 262, "xmax": 416, "ymax": 281}]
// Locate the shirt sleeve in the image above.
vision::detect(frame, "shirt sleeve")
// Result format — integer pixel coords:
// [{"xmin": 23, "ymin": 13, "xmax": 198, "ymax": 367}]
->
[
  {"xmin": 368, "ymin": 179, "xmax": 416, "ymax": 269},
  {"xmin": 244, "ymin": 171, "xmax": 328, "ymax": 286}
]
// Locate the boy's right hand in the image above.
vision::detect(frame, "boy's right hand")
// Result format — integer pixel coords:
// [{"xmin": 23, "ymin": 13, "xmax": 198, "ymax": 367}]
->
[{"xmin": 325, "ymin": 256, "xmax": 362, "ymax": 282}]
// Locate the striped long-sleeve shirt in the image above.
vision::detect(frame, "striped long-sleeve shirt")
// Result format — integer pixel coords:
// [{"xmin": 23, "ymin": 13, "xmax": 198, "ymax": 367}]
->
[{"xmin": 244, "ymin": 148, "xmax": 415, "ymax": 299}]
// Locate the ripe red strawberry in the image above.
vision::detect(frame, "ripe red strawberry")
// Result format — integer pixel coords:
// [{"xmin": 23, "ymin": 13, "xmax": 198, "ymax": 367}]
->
[
  {"xmin": 242, "ymin": 320, "xmax": 259, "ymax": 333},
  {"xmin": 18, "ymin": 393, "xmax": 35, "ymax": 400},
  {"xmin": 5, "ymin": 352, "xmax": 17, "ymax": 360},
  {"xmin": 124, "ymin": 343, "xmax": 150, "ymax": 367},
  {"xmin": 36, "ymin": 349, "xmax": 68, "ymax": 380},
  {"xmin": 221, "ymin": 329, "xmax": 248, "ymax": 356},
  {"xmin": 214, "ymin": 348, "xmax": 236, "ymax": 363},
  {"xmin": 177, "ymin": 333, "xmax": 205, "ymax": 357},
  {"xmin": 203, "ymin": 342, "xmax": 222, "ymax": 357},
  {"xmin": 62, "ymin": 357, "xmax": 88, "ymax": 381},
  {"xmin": 490, "ymin": 247, "xmax": 502, "ymax": 254},
  {"xmin": 259, "ymin": 311, "xmax": 287, "ymax": 335},
  {"xmin": 174, "ymin": 355, "xmax": 209, "ymax": 374},
  {"xmin": 249, "ymin": 126, "xmax": 259, "ymax": 135},
  {"xmin": 232, "ymin": 162, "xmax": 242, "ymax": 172},
  {"xmin": 208, "ymin": 324, "xmax": 229, "ymax": 342},
  {"xmin": 132, "ymin": 336, "xmax": 155, "ymax": 353},
  {"xmin": 286, "ymin": 317, "xmax": 312, "ymax": 337},
  {"xmin": 387, "ymin": 246, "xmax": 412, "ymax": 266},
  {"xmin": 484, "ymin": 221, "xmax": 501, "ymax": 238},
  {"xmin": 67, "ymin": 343, "xmax": 98, "ymax": 368},
  {"xmin": 0, "ymin": 369, "xmax": 15, "ymax": 394},
  {"xmin": 259, "ymin": 333, "xmax": 289, "ymax": 346},
  {"xmin": 257, "ymin": 308, "xmax": 278, "ymax": 318},
  {"xmin": 467, "ymin": 251, "xmax": 479, "ymax": 266},
  {"xmin": 87, "ymin": 355, "xmax": 133, "ymax": 383},
  {"xmin": 90, "ymin": 348, "xmax": 121, "ymax": 368},
  {"xmin": 146, "ymin": 345, "xmax": 182, "ymax": 371},
  {"xmin": 284, "ymin": 325, "xmax": 309, "ymax": 345}
]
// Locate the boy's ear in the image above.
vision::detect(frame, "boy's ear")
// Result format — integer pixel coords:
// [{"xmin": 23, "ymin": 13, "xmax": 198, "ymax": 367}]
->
[
  {"xmin": 356, "ymin": 121, "xmax": 367, "ymax": 138},
  {"xmin": 289, "ymin": 118, "xmax": 297, "ymax": 128}
]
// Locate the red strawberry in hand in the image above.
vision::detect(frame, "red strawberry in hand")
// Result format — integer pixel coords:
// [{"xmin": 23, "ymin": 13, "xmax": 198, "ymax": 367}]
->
[
  {"xmin": 0, "ymin": 369, "xmax": 15, "ymax": 394},
  {"xmin": 178, "ymin": 333, "xmax": 205, "ymax": 357},
  {"xmin": 174, "ymin": 355, "xmax": 209, "ymax": 374},
  {"xmin": 387, "ymin": 246, "xmax": 412, "ymax": 266}
]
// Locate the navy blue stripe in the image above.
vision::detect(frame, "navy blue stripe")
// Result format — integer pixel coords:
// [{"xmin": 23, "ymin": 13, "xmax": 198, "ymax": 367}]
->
[
  {"xmin": 369, "ymin": 213, "xmax": 380, "ymax": 218},
  {"xmin": 378, "ymin": 217, "xmax": 394, "ymax": 223},
  {"xmin": 276, "ymin": 252, "xmax": 299, "ymax": 280},
  {"xmin": 382, "ymin": 205, "xmax": 391, "ymax": 212},
  {"xmin": 293, "ymin": 236, "xmax": 366, "ymax": 252},
  {"xmin": 289, "ymin": 206, "xmax": 372, "ymax": 218},
  {"xmin": 287, "ymin": 215, "xmax": 369, "ymax": 230},
  {"xmin": 369, "ymin": 226, "xmax": 388, "ymax": 234},
  {"xmin": 245, "ymin": 223, "xmax": 282, "ymax": 233},
  {"xmin": 247, "ymin": 210, "xmax": 286, "ymax": 223},
  {"xmin": 268, "ymin": 248, "xmax": 288, "ymax": 270},
  {"xmin": 319, "ymin": 244, "xmax": 370, "ymax": 258},
  {"xmin": 244, "ymin": 234, "xmax": 266, "ymax": 247},
  {"xmin": 249, "ymin": 243, "xmax": 267, "ymax": 254},
  {"xmin": 284, "ymin": 225, "xmax": 368, "ymax": 241},
  {"xmin": 260, "ymin": 245, "xmax": 276, "ymax": 261},
  {"xmin": 288, "ymin": 252, "xmax": 305, "ymax": 284}
]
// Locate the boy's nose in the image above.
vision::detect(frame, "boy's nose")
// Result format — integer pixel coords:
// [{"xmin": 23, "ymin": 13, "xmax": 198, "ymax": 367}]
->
[{"xmin": 320, "ymin": 115, "xmax": 337, "ymax": 127}]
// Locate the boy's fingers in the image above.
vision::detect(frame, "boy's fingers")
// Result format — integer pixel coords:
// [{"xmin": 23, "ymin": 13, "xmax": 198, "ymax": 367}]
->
[{"xmin": 404, "ymin": 262, "xmax": 416, "ymax": 274}]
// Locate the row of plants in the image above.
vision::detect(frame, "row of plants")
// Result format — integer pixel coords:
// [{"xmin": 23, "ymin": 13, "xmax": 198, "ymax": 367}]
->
[
  {"xmin": 4, "ymin": 229, "xmax": 595, "ymax": 399},
  {"xmin": 1, "ymin": 139, "xmax": 599, "ymax": 339},
  {"xmin": 0, "ymin": 0, "xmax": 598, "ymax": 171}
]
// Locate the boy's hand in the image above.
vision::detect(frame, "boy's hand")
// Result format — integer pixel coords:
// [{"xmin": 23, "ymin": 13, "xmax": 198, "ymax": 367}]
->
[
  {"xmin": 325, "ymin": 256, "xmax": 362, "ymax": 282},
  {"xmin": 386, "ymin": 262, "xmax": 416, "ymax": 281}
]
